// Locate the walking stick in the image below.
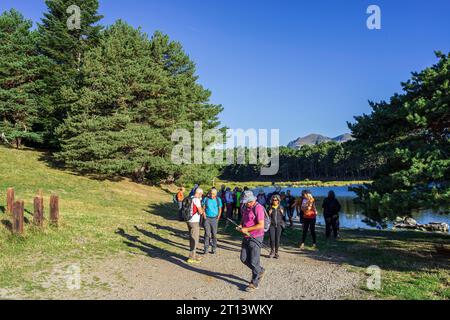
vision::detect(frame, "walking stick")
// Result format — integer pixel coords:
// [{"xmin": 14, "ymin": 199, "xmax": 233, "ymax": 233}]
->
[{"xmin": 226, "ymin": 218, "xmax": 272, "ymax": 252}]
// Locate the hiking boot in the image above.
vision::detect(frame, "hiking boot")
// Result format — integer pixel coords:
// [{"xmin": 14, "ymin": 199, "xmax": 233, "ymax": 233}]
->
[
  {"xmin": 245, "ymin": 283, "xmax": 258, "ymax": 292},
  {"xmin": 211, "ymin": 248, "xmax": 217, "ymax": 254},
  {"xmin": 274, "ymin": 252, "xmax": 279, "ymax": 259},
  {"xmin": 299, "ymin": 243, "xmax": 305, "ymax": 250},
  {"xmin": 269, "ymin": 250, "xmax": 275, "ymax": 258},
  {"xmin": 203, "ymin": 248, "xmax": 209, "ymax": 255}
]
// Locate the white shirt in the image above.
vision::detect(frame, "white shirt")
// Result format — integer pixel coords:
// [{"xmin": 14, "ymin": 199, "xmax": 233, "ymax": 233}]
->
[{"xmin": 188, "ymin": 197, "xmax": 202, "ymax": 223}]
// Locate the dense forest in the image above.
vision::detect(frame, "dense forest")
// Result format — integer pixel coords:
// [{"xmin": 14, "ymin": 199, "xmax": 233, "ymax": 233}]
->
[
  {"xmin": 0, "ymin": 1, "xmax": 448, "ymax": 218},
  {"xmin": 220, "ymin": 142, "xmax": 378, "ymax": 181}
]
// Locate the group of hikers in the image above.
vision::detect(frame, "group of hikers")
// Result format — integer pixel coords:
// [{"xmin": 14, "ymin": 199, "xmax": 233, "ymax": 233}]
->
[{"xmin": 174, "ymin": 184, "xmax": 342, "ymax": 292}]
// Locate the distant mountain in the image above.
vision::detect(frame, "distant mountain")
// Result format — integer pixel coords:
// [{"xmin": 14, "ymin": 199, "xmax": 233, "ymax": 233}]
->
[
  {"xmin": 287, "ymin": 133, "xmax": 353, "ymax": 149},
  {"xmin": 332, "ymin": 133, "xmax": 354, "ymax": 143}
]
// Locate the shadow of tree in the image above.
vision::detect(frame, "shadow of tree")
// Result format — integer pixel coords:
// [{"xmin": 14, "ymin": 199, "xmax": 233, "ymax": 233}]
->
[
  {"xmin": 115, "ymin": 227, "xmax": 248, "ymax": 291},
  {"xmin": 146, "ymin": 202, "xmax": 180, "ymax": 221},
  {"xmin": 37, "ymin": 151, "xmax": 125, "ymax": 182}
]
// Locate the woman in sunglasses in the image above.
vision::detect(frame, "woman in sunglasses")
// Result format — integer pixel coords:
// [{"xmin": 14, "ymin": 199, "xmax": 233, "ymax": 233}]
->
[{"xmin": 268, "ymin": 194, "xmax": 285, "ymax": 259}]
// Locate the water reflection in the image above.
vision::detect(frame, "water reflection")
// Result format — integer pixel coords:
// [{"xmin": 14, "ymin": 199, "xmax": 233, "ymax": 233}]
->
[{"xmin": 254, "ymin": 186, "xmax": 450, "ymax": 232}]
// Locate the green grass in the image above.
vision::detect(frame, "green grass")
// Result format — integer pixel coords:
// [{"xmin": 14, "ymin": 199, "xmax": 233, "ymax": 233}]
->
[
  {"xmin": 0, "ymin": 146, "xmax": 173, "ymax": 294},
  {"xmin": 281, "ymin": 226, "xmax": 450, "ymax": 300}
]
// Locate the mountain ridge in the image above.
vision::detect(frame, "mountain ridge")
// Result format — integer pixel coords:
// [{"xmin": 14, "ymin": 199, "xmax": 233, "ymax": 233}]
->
[{"xmin": 287, "ymin": 133, "xmax": 353, "ymax": 149}]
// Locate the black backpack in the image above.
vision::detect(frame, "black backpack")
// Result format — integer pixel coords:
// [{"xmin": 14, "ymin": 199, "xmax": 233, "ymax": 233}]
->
[{"xmin": 181, "ymin": 196, "xmax": 194, "ymax": 221}]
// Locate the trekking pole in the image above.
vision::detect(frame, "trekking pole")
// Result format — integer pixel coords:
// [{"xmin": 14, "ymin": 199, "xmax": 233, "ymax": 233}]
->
[{"xmin": 226, "ymin": 218, "xmax": 272, "ymax": 252}]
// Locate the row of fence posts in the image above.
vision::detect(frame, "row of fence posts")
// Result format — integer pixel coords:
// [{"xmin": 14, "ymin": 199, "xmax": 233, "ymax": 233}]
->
[{"xmin": 5, "ymin": 187, "xmax": 59, "ymax": 234}]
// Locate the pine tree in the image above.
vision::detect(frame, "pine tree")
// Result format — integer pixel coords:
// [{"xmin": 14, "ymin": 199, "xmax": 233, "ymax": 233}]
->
[
  {"xmin": 37, "ymin": 0, "xmax": 103, "ymax": 146},
  {"xmin": 349, "ymin": 52, "xmax": 450, "ymax": 218},
  {"xmin": 56, "ymin": 21, "xmax": 222, "ymax": 183},
  {"xmin": 0, "ymin": 9, "xmax": 48, "ymax": 148}
]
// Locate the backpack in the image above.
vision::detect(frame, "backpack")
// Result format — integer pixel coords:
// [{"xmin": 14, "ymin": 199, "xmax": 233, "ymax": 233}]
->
[
  {"xmin": 172, "ymin": 194, "xmax": 178, "ymax": 204},
  {"xmin": 181, "ymin": 196, "xmax": 194, "ymax": 221},
  {"xmin": 251, "ymin": 204, "xmax": 271, "ymax": 233}
]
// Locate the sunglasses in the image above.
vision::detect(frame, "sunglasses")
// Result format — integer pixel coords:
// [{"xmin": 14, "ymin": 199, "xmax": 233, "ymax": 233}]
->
[{"xmin": 273, "ymin": 199, "xmax": 279, "ymax": 202}]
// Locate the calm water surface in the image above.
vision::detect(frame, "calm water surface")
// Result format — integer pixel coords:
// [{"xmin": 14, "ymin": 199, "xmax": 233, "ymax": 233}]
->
[{"xmin": 253, "ymin": 186, "xmax": 450, "ymax": 232}]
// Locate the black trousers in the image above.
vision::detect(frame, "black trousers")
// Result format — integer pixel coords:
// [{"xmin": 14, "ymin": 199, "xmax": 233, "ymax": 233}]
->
[
  {"xmin": 240, "ymin": 237, "xmax": 264, "ymax": 286},
  {"xmin": 302, "ymin": 218, "xmax": 316, "ymax": 244},
  {"xmin": 325, "ymin": 215, "xmax": 340, "ymax": 239},
  {"xmin": 269, "ymin": 225, "xmax": 282, "ymax": 252}
]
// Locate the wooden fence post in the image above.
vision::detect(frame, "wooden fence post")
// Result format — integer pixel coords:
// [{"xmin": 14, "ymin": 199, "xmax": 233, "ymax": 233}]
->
[
  {"xmin": 6, "ymin": 187, "xmax": 14, "ymax": 214},
  {"xmin": 50, "ymin": 194, "xmax": 59, "ymax": 226},
  {"xmin": 12, "ymin": 200, "xmax": 24, "ymax": 234},
  {"xmin": 33, "ymin": 196, "xmax": 44, "ymax": 227}
]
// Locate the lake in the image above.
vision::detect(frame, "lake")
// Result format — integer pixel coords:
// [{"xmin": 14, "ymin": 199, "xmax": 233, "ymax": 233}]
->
[{"xmin": 253, "ymin": 186, "xmax": 450, "ymax": 232}]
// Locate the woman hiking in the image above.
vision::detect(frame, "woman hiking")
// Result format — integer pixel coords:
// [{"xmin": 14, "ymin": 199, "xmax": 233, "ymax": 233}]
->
[
  {"xmin": 268, "ymin": 195, "xmax": 285, "ymax": 259},
  {"xmin": 299, "ymin": 190, "xmax": 318, "ymax": 250},
  {"xmin": 322, "ymin": 190, "xmax": 342, "ymax": 240}
]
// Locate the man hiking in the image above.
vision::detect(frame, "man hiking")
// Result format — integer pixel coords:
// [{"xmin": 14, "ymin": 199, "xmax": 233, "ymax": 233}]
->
[
  {"xmin": 237, "ymin": 191, "xmax": 266, "ymax": 292},
  {"xmin": 202, "ymin": 188, "xmax": 223, "ymax": 254},
  {"xmin": 186, "ymin": 188, "xmax": 205, "ymax": 264}
]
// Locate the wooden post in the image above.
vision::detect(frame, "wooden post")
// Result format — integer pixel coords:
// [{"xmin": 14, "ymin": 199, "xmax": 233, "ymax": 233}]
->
[
  {"xmin": 33, "ymin": 196, "xmax": 44, "ymax": 227},
  {"xmin": 50, "ymin": 194, "xmax": 59, "ymax": 226},
  {"xmin": 12, "ymin": 200, "xmax": 24, "ymax": 234},
  {"xmin": 6, "ymin": 188, "xmax": 14, "ymax": 214}
]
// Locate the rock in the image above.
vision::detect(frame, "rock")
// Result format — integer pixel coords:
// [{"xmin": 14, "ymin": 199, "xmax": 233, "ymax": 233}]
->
[
  {"xmin": 395, "ymin": 217, "xmax": 403, "ymax": 223},
  {"xmin": 405, "ymin": 217, "xmax": 418, "ymax": 226}
]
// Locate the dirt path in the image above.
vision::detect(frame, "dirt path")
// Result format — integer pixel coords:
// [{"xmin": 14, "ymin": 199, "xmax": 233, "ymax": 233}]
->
[{"xmin": 31, "ymin": 221, "xmax": 367, "ymax": 300}]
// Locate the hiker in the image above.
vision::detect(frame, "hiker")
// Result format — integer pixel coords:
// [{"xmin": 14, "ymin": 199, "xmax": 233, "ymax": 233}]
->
[
  {"xmin": 322, "ymin": 190, "xmax": 342, "ymax": 240},
  {"xmin": 186, "ymin": 188, "xmax": 205, "ymax": 264},
  {"xmin": 284, "ymin": 190, "xmax": 295, "ymax": 227},
  {"xmin": 176, "ymin": 187, "xmax": 185, "ymax": 221},
  {"xmin": 202, "ymin": 188, "xmax": 223, "ymax": 254},
  {"xmin": 237, "ymin": 191, "xmax": 266, "ymax": 292},
  {"xmin": 219, "ymin": 185, "xmax": 227, "ymax": 220},
  {"xmin": 234, "ymin": 188, "xmax": 242, "ymax": 220},
  {"xmin": 268, "ymin": 194, "xmax": 285, "ymax": 259},
  {"xmin": 299, "ymin": 190, "xmax": 317, "ymax": 250},
  {"xmin": 280, "ymin": 192, "xmax": 287, "ymax": 222},
  {"xmin": 225, "ymin": 187, "xmax": 234, "ymax": 220},
  {"xmin": 256, "ymin": 189, "xmax": 267, "ymax": 207},
  {"xmin": 294, "ymin": 190, "xmax": 307, "ymax": 224},
  {"xmin": 189, "ymin": 184, "xmax": 199, "ymax": 197}
]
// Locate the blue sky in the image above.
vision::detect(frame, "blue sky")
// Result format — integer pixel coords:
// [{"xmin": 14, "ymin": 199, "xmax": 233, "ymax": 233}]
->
[{"xmin": 2, "ymin": 0, "xmax": 449, "ymax": 145}]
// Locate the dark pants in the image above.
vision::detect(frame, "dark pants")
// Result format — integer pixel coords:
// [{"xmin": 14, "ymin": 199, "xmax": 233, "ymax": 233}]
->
[
  {"xmin": 325, "ymin": 215, "xmax": 340, "ymax": 239},
  {"xmin": 226, "ymin": 203, "xmax": 233, "ymax": 219},
  {"xmin": 269, "ymin": 225, "xmax": 282, "ymax": 252},
  {"xmin": 204, "ymin": 217, "xmax": 218, "ymax": 251},
  {"xmin": 240, "ymin": 236, "xmax": 264, "ymax": 286},
  {"xmin": 297, "ymin": 209, "xmax": 304, "ymax": 224},
  {"xmin": 301, "ymin": 218, "xmax": 316, "ymax": 244},
  {"xmin": 285, "ymin": 206, "xmax": 293, "ymax": 225},
  {"xmin": 178, "ymin": 201, "xmax": 183, "ymax": 220}
]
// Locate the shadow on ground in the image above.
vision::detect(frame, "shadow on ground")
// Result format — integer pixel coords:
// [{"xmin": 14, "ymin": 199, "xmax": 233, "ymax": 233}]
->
[{"xmin": 115, "ymin": 227, "xmax": 248, "ymax": 291}]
